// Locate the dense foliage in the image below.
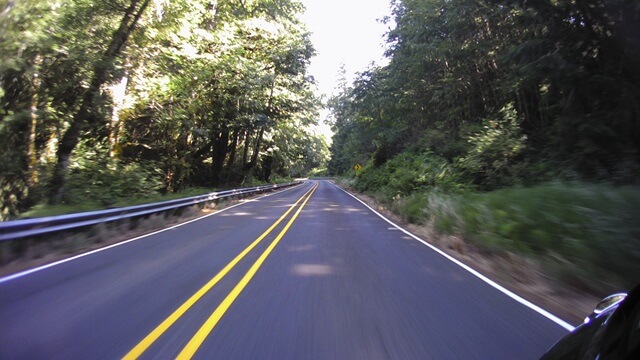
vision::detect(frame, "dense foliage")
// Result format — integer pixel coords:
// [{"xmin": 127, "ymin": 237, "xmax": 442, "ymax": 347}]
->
[
  {"xmin": 0, "ymin": 0, "xmax": 328, "ymax": 219},
  {"xmin": 329, "ymin": 0, "xmax": 640, "ymax": 189},
  {"xmin": 329, "ymin": 0, "xmax": 640, "ymax": 292},
  {"xmin": 389, "ymin": 183, "xmax": 640, "ymax": 293}
]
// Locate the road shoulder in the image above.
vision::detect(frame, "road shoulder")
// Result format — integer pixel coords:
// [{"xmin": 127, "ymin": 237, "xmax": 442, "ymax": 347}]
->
[{"xmin": 330, "ymin": 180, "xmax": 599, "ymax": 326}]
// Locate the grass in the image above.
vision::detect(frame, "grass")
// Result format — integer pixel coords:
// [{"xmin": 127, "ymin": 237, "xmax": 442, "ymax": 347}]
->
[
  {"xmin": 366, "ymin": 181, "xmax": 640, "ymax": 295},
  {"xmin": 2, "ymin": 179, "xmax": 294, "ymax": 271},
  {"xmin": 19, "ymin": 187, "xmax": 221, "ymax": 219},
  {"xmin": 18, "ymin": 177, "xmax": 296, "ymax": 219},
  {"xmin": 19, "ymin": 203, "xmax": 109, "ymax": 219}
]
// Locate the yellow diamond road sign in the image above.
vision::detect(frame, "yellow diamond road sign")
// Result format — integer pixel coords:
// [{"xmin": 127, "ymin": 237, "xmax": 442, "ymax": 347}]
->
[{"xmin": 354, "ymin": 164, "xmax": 362, "ymax": 171}]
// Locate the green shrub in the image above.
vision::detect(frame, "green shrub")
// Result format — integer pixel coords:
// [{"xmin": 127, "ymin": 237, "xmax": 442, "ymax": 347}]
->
[
  {"xmin": 355, "ymin": 151, "xmax": 467, "ymax": 197},
  {"xmin": 456, "ymin": 103, "xmax": 528, "ymax": 190},
  {"xmin": 268, "ymin": 174, "xmax": 293, "ymax": 184},
  {"xmin": 65, "ymin": 141, "xmax": 164, "ymax": 206},
  {"xmin": 386, "ymin": 182, "xmax": 639, "ymax": 293},
  {"xmin": 392, "ymin": 191, "xmax": 463, "ymax": 230},
  {"xmin": 393, "ymin": 193, "xmax": 429, "ymax": 224},
  {"xmin": 444, "ymin": 182, "xmax": 640, "ymax": 292}
]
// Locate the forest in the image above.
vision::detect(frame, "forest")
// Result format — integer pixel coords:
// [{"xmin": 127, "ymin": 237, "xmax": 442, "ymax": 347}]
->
[
  {"xmin": 2, "ymin": 0, "xmax": 640, "ymax": 291},
  {"xmin": 330, "ymin": 0, "xmax": 640, "ymax": 184},
  {"xmin": 0, "ymin": 0, "xmax": 329, "ymax": 220},
  {"xmin": 328, "ymin": 0, "xmax": 640, "ymax": 292}
]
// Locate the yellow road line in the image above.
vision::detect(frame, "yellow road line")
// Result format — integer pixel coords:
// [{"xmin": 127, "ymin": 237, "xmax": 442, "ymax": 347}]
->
[
  {"xmin": 176, "ymin": 183, "xmax": 318, "ymax": 359},
  {"xmin": 123, "ymin": 184, "xmax": 316, "ymax": 360}
]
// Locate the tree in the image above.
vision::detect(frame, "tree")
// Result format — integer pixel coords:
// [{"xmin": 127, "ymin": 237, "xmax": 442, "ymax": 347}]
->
[
  {"xmin": 1, "ymin": 0, "xmax": 324, "ymax": 217},
  {"xmin": 1, "ymin": 0, "xmax": 59, "ymax": 218},
  {"xmin": 118, "ymin": 0, "xmax": 318, "ymax": 188},
  {"xmin": 329, "ymin": 0, "xmax": 640, "ymax": 189},
  {"xmin": 49, "ymin": 0, "xmax": 152, "ymax": 203}
]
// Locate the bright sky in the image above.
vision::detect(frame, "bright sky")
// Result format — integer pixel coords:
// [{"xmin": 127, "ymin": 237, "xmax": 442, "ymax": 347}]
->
[
  {"xmin": 299, "ymin": 0, "xmax": 393, "ymax": 136},
  {"xmin": 300, "ymin": 0, "xmax": 393, "ymax": 96}
]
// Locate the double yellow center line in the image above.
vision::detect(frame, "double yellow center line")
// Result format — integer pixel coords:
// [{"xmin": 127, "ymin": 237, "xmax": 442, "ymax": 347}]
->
[{"xmin": 124, "ymin": 183, "xmax": 318, "ymax": 359}]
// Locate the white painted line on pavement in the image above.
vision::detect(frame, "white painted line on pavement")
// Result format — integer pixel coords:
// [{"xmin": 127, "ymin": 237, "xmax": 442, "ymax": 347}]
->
[
  {"xmin": 329, "ymin": 181, "xmax": 576, "ymax": 332},
  {"xmin": 0, "ymin": 183, "xmax": 307, "ymax": 284}
]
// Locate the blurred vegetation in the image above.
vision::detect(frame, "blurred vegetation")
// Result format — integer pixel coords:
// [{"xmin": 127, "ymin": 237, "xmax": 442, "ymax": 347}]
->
[
  {"xmin": 329, "ymin": 0, "xmax": 640, "ymax": 293},
  {"xmin": 330, "ymin": 0, "xmax": 640, "ymax": 184},
  {"xmin": 1, "ymin": 0, "xmax": 329, "ymax": 220},
  {"xmin": 19, "ymin": 186, "xmax": 209, "ymax": 219},
  {"xmin": 354, "ymin": 151, "xmax": 467, "ymax": 198},
  {"xmin": 380, "ymin": 184, "xmax": 640, "ymax": 294},
  {"xmin": 63, "ymin": 140, "xmax": 164, "ymax": 207}
]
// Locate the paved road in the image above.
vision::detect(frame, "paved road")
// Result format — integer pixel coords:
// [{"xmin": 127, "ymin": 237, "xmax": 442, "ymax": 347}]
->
[{"xmin": 0, "ymin": 180, "xmax": 571, "ymax": 359}]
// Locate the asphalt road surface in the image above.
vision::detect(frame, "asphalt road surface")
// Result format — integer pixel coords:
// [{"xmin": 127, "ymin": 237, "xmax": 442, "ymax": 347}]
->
[{"xmin": 0, "ymin": 180, "xmax": 572, "ymax": 359}]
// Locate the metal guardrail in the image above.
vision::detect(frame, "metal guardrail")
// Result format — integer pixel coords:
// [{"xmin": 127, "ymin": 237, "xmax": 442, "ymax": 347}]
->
[{"xmin": 0, "ymin": 182, "xmax": 301, "ymax": 242}]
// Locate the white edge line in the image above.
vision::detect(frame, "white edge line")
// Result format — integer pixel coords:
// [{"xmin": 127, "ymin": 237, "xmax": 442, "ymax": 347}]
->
[
  {"xmin": 0, "ymin": 183, "xmax": 306, "ymax": 284},
  {"xmin": 329, "ymin": 181, "xmax": 576, "ymax": 332}
]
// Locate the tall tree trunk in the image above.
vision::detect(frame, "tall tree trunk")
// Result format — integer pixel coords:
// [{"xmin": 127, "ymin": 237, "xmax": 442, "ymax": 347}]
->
[
  {"xmin": 242, "ymin": 129, "xmax": 252, "ymax": 166},
  {"xmin": 250, "ymin": 126, "xmax": 265, "ymax": 168},
  {"xmin": 26, "ymin": 55, "xmax": 41, "ymax": 190},
  {"xmin": 263, "ymin": 155, "xmax": 273, "ymax": 182},
  {"xmin": 109, "ymin": 73, "xmax": 129, "ymax": 158},
  {"xmin": 27, "ymin": 99, "xmax": 37, "ymax": 185},
  {"xmin": 227, "ymin": 128, "xmax": 239, "ymax": 173},
  {"xmin": 211, "ymin": 129, "xmax": 229, "ymax": 185},
  {"xmin": 245, "ymin": 72, "xmax": 275, "ymax": 174},
  {"xmin": 49, "ymin": 0, "xmax": 151, "ymax": 204}
]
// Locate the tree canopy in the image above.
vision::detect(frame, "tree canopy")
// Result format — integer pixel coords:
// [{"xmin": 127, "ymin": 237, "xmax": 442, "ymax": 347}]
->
[
  {"xmin": 0, "ymin": 0, "xmax": 328, "ymax": 219},
  {"xmin": 329, "ymin": 0, "xmax": 640, "ymax": 191}
]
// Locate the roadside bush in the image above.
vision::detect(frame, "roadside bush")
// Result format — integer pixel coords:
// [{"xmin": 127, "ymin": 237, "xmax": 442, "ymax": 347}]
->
[
  {"xmin": 456, "ymin": 103, "xmax": 528, "ymax": 190},
  {"xmin": 269, "ymin": 174, "xmax": 294, "ymax": 184},
  {"xmin": 385, "ymin": 181, "xmax": 639, "ymax": 293},
  {"xmin": 65, "ymin": 142, "xmax": 164, "ymax": 206},
  {"xmin": 425, "ymin": 182, "xmax": 640, "ymax": 293},
  {"xmin": 355, "ymin": 151, "xmax": 467, "ymax": 198},
  {"xmin": 392, "ymin": 191, "xmax": 462, "ymax": 230},
  {"xmin": 393, "ymin": 193, "xmax": 429, "ymax": 224}
]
